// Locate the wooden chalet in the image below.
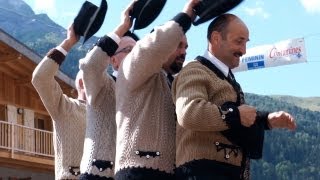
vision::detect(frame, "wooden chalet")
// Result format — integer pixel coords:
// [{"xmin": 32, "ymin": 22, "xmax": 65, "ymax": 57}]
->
[{"xmin": 0, "ymin": 28, "xmax": 77, "ymax": 179}]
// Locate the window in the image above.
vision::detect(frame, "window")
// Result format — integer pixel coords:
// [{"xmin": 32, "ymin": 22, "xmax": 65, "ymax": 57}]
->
[
  {"xmin": 0, "ymin": 104, "xmax": 7, "ymax": 121},
  {"xmin": 34, "ymin": 113, "xmax": 52, "ymax": 131}
]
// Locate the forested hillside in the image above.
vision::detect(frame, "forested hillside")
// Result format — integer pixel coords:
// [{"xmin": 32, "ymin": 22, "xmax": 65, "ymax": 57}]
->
[
  {"xmin": 0, "ymin": 0, "xmax": 99, "ymax": 79},
  {"xmin": 246, "ymin": 93, "xmax": 319, "ymax": 180},
  {"xmin": 271, "ymin": 95, "xmax": 320, "ymax": 112}
]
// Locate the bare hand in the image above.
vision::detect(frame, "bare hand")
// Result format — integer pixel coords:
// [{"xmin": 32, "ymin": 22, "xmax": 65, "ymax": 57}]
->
[
  {"xmin": 268, "ymin": 111, "xmax": 297, "ymax": 130},
  {"xmin": 238, "ymin": 104, "xmax": 257, "ymax": 127},
  {"xmin": 59, "ymin": 23, "xmax": 79, "ymax": 52},
  {"xmin": 183, "ymin": 0, "xmax": 200, "ymax": 21},
  {"xmin": 67, "ymin": 24, "xmax": 80, "ymax": 45},
  {"xmin": 114, "ymin": 0, "xmax": 135, "ymax": 37}
]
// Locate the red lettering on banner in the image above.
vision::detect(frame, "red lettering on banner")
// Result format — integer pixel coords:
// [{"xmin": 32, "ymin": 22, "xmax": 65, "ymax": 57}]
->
[{"xmin": 269, "ymin": 47, "xmax": 301, "ymax": 59}]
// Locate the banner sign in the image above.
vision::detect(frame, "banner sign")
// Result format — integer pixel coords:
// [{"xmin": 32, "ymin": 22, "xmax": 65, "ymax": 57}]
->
[{"xmin": 233, "ymin": 38, "xmax": 307, "ymax": 72}]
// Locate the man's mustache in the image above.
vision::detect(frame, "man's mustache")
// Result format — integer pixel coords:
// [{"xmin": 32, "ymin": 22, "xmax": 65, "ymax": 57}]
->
[
  {"xmin": 176, "ymin": 54, "xmax": 186, "ymax": 61},
  {"xmin": 234, "ymin": 52, "xmax": 243, "ymax": 57}
]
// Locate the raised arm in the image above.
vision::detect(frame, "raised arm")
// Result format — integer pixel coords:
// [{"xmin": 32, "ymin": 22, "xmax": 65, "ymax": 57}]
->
[
  {"xmin": 120, "ymin": 0, "xmax": 199, "ymax": 91},
  {"xmin": 79, "ymin": 1, "xmax": 134, "ymax": 106},
  {"xmin": 31, "ymin": 24, "xmax": 81, "ymax": 120}
]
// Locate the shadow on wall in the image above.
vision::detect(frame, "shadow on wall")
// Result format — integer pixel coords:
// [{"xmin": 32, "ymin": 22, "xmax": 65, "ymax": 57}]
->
[
  {"xmin": 2, "ymin": 177, "xmax": 31, "ymax": 180},
  {"xmin": 0, "ymin": 167, "xmax": 54, "ymax": 180}
]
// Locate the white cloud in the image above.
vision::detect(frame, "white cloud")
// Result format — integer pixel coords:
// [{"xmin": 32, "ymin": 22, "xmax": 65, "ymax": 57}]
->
[
  {"xmin": 243, "ymin": 1, "xmax": 270, "ymax": 19},
  {"xmin": 33, "ymin": 0, "xmax": 57, "ymax": 17},
  {"xmin": 300, "ymin": 0, "xmax": 320, "ymax": 14}
]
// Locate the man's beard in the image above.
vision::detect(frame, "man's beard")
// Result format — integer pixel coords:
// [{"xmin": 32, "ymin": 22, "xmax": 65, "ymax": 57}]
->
[{"xmin": 170, "ymin": 55, "xmax": 185, "ymax": 74}]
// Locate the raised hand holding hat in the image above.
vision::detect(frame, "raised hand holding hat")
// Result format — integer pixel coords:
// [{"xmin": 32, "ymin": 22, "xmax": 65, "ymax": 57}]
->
[
  {"xmin": 129, "ymin": 0, "xmax": 167, "ymax": 31},
  {"xmin": 73, "ymin": 0, "xmax": 108, "ymax": 44},
  {"xmin": 193, "ymin": 0, "xmax": 244, "ymax": 26},
  {"xmin": 114, "ymin": 0, "xmax": 136, "ymax": 38},
  {"xmin": 183, "ymin": 0, "xmax": 201, "ymax": 21}
]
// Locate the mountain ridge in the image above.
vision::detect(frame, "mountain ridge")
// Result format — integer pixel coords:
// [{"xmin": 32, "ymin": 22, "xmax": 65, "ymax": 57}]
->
[
  {"xmin": 0, "ymin": 0, "xmax": 99, "ymax": 79},
  {"xmin": 270, "ymin": 95, "xmax": 320, "ymax": 111}
]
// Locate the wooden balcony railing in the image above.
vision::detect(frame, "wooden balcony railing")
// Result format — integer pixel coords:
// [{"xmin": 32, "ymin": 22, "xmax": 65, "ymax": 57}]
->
[{"xmin": 0, "ymin": 120, "xmax": 54, "ymax": 158}]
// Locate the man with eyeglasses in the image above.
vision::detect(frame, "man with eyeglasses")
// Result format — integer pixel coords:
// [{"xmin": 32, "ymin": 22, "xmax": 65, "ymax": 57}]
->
[
  {"xmin": 78, "ymin": 2, "xmax": 136, "ymax": 179},
  {"xmin": 110, "ymin": 35, "xmax": 137, "ymax": 80}
]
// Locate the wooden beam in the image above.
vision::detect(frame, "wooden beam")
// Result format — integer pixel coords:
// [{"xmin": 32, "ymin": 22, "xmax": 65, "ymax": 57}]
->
[
  {"xmin": 24, "ymin": 84, "xmax": 42, "ymax": 99},
  {"xmin": 0, "ymin": 43, "xmax": 19, "ymax": 63},
  {"xmin": 0, "ymin": 55, "xmax": 19, "ymax": 64},
  {"xmin": 0, "ymin": 65, "xmax": 20, "ymax": 79},
  {"xmin": 0, "ymin": 150, "xmax": 54, "ymax": 173},
  {"xmin": 20, "ymin": 57, "xmax": 37, "ymax": 73},
  {"xmin": 14, "ymin": 77, "xmax": 32, "ymax": 86},
  {"xmin": 6, "ymin": 61, "xmax": 32, "ymax": 77}
]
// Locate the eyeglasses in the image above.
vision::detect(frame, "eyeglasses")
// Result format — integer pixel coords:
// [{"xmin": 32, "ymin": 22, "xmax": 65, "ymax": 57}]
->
[{"xmin": 114, "ymin": 46, "xmax": 133, "ymax": 55}]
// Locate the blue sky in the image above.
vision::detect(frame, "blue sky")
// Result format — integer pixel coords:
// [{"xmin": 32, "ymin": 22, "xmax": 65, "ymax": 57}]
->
[{"xmin": 23, "ymin": 0, "xmax": 320, "ymax": 97}]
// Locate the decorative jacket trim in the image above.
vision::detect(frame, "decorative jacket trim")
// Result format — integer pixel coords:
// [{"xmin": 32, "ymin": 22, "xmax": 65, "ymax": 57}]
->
[{"xmin": 196, "ymin": 56, "xmax": 269, "ymax": 159}]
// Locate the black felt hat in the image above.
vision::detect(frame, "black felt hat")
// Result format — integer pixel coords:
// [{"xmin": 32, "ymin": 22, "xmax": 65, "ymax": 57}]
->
[
  {"xmin": 130, "ymin": 0, "xmax": 167, "ymax": 31},
  {"xmin": 73, "ymin": 0, "xmax": 108, "ymax": 43},
  {"xmin": 123, "ymin": 31, "xmax": 140, "ymax": 41},
  {"xmin": 193, "ymin": 0, "xmax": 244, "ymax": 26}
]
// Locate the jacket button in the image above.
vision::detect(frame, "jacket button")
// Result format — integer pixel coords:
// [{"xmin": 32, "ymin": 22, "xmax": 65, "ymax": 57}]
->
[{"xmin": 226, "ymin": 154, "xmax": 230, "ymax": 159}]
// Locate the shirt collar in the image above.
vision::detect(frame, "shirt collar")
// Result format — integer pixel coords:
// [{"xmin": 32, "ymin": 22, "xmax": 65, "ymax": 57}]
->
[
  {"xmin": 112, "ymin": 70, "xmax": 118, "ymax": 78},
  {"xmin": 161, "ymin": 69, "xmax": 168, "ymax": 76},
  {"xmin": 203, "ymin": 50, "xmax": 229, "ymax": 77},
  {"xmin": 77, "ymin": 99, "xmax": 86, "ymax": 105}
]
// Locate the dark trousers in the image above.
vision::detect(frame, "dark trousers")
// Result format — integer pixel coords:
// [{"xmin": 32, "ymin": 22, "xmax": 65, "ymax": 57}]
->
[
  {"xmin": 115, "ymin": 167, "xmax": 174, "ymax": 180},
  {"xmin": 79, "ymin": 173, "xmax": 114, "ymax": 180},
  {"xmin": 175, "ymin": 159, "xmax": 242, "ymax": 180}
]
